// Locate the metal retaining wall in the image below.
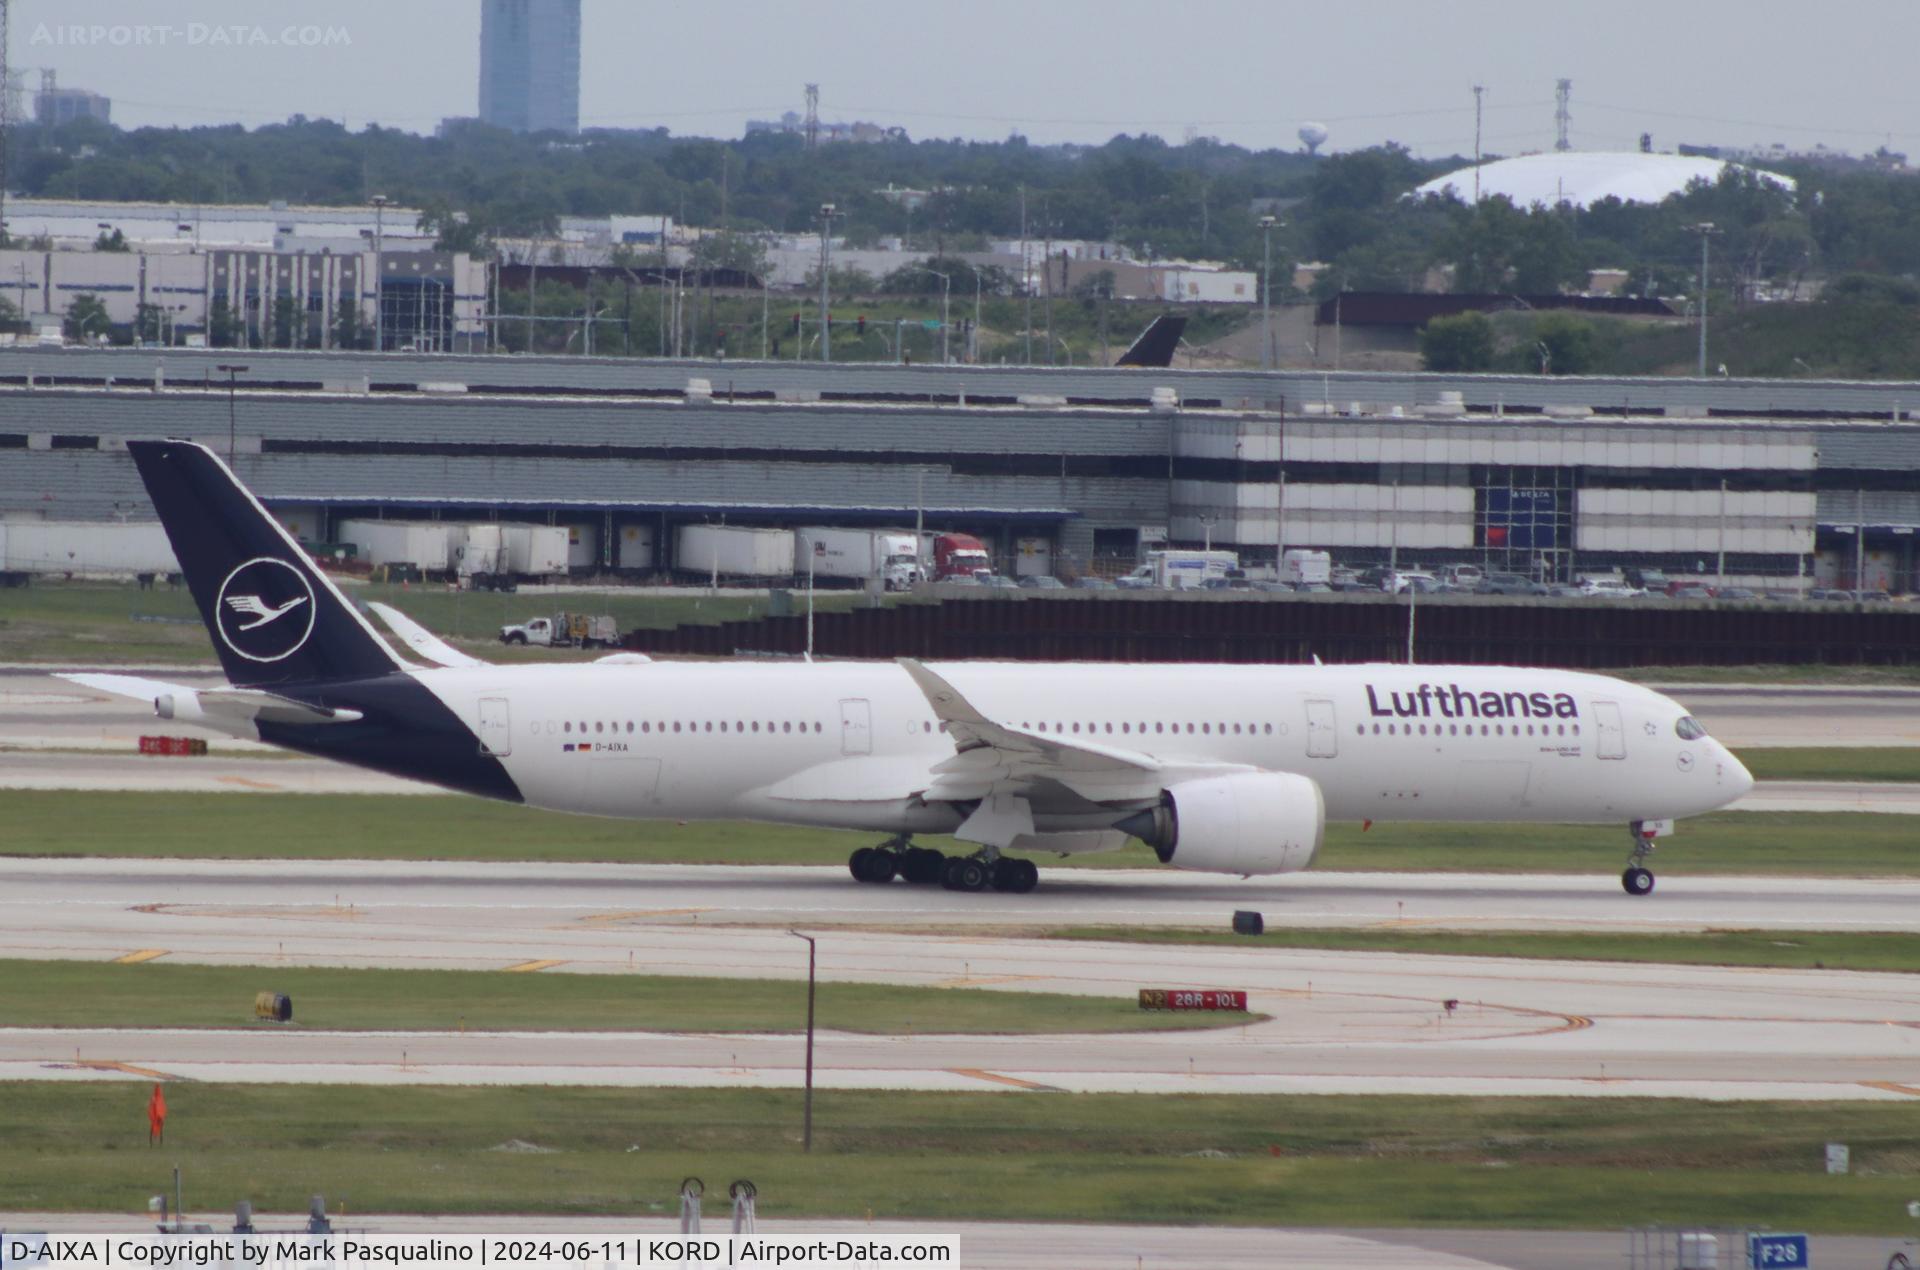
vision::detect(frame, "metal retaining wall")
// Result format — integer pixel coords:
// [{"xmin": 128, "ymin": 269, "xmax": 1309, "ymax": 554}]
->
[{"xmin": 620, "ymin": 594, "xmax": 1920, "ymax": 668}]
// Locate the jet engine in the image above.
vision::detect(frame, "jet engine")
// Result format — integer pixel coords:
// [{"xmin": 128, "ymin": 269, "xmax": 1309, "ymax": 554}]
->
[{"xmin": 1115, "ymin": 772, "xmax": 1324, "ymax": 876}]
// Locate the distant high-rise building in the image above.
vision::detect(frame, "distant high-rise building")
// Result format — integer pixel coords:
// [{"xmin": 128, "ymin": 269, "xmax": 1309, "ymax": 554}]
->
[{"xmin": 479, "ymin": 0, "xmax": 581, "ymax": 135}]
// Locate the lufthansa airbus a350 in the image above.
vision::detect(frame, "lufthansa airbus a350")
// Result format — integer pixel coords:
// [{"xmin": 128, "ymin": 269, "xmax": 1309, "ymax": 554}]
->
[{"xmin": 68, "ymin": 440, "xmax": 1753, "ymax": 896}]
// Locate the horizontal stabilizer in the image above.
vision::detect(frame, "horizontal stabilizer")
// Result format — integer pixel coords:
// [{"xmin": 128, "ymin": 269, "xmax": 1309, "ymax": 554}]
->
[{"xmin": 60, "ymin": 672, "xmax": 362, "ymax": 730}]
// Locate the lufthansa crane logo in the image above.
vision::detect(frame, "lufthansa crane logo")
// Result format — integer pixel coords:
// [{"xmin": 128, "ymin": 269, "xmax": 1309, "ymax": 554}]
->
[{"xmin": 215, "ymin": 557, "xmax": 316, "ymax": 663}]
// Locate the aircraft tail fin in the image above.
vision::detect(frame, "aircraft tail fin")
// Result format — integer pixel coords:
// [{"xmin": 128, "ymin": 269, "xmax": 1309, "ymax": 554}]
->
[
  {"xmin": 1114, "ymin": 315, "xmax": 1187, "ymax": 368},
  {"xmin": 125, "ymin": 439, "xmax": 404, "ymax": 688}
]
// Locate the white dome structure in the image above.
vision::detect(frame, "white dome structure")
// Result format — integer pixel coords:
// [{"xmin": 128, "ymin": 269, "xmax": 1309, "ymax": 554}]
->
[{"xmin": 1412, "ymin": 150, "xmax": 1794, "ymax": 209}]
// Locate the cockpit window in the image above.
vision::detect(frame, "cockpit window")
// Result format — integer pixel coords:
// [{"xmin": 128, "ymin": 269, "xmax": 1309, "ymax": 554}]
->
[{"xmin": 1675, "ymin": 716, "xmax": 1708, "ymax": 741}]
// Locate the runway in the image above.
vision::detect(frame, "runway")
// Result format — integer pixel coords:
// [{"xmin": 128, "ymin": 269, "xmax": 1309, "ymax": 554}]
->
[{"xmin": 5, "ymin": 858, "xmax": 1920, "ymax": 1100}]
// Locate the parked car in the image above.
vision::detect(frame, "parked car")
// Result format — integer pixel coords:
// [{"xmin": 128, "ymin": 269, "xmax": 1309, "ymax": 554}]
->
[
  {"xmin": 1670, "ymin": 585, "xmax": 1713, "ymax": 600},
  {"xmin": 1252, "ymin": 580, "xmax": 1295, "ymax": 593},
  {"xmin": 1478, "ymin": 573, "xmax": 1548, "ymax": 596},
  {"xmin": 1714, "ymin": 586, "xmax": 1759, "ymax": 601},
  {"xmin": 1291, "ymin": 581, "xmax": 1333, "ymax": 593},
  {"xmin": 1018, "ymin": 574, "xmax": 1067, "ymax": 590},
  {"xmin": 1578, "ymin": 578, "xmax": 1642, "ymax": 599},
  {"xmin": 1199, "ymin": 574, "xmax": 1254, "ymax": 592},
  {"xmin": 978, "ymin": 573, "xmax": 1021, "ymax": 590},
  {"xmin": 1072, "ymin": 576, "xmax": 1117, "ymax": 591},
  {"xmin": 1328, "ymin": 566, "xmax": 1366, "ymax": 591}
]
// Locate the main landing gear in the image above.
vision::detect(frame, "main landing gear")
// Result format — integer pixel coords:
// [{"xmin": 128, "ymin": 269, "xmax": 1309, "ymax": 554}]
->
[
  {"xmin": 1622, "ymin": 825, "xmax": 1657, "ymax": 896},
  {"xmin": 847, "ymin": 837, "xmax": 1038, "ymax": 894}
]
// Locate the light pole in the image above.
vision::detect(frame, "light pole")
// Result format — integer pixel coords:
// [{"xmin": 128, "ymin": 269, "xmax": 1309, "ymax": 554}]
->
[
  {"xmin": 216, "ymin": 363, "xmax": 249, "ymax": 465},
  {"xmin": 917, "ymin": 266, "xmax": 951, "ymax": 364},
  {"xmin": 972, "ymin": 267, "xmax": 982, "ymax": 363},
  {"xmin": 816, "ymin": 203, "xmax": 836, "ymax": 363},
  {"xmin": 370, "ymin": 194, "xmax": 388, "ymax": 353},
  {"xmin": 787, "ymin": 930, "xmax": 817, "ymax": 1153},
  {"xmin": 1258, "ymin": 215, "xmax": 1277, "ymax": 371},
  {"xmin": 1690, "ymin": 221, "xmax": 1718, "ymax": 377}
]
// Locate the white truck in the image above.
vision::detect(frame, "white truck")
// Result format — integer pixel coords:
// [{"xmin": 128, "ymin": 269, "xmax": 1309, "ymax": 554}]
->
[
  {"xmin": 498, "ymin": 612, "xmax": 620, "ymax": 648},
  {"xmin": 795, "ymin": 526, "xmax": 920, "ymax": 590},
  {"xmin": 1278, "ymin": 549, "xmax": 1332, "ymax": 587},
  {"xmin": 0, "ymin": 520, "xmax": 179, "ymax": 583},
  {"xmin": 504, "ymin": 524, "xmax": 571, "ymax": 579},
  {"xmin": 1118, "ymin": 549, "xmax": 1240, "ymax": 591},
  {"xmin": 448, "ymin": 523, "xmax": 506, "ymax": 587},
  {"xmin": 675, "ymin": 525, "xmax": 796, "ymax": 581},
  {"xmin": 339, "ymin": 519, "xmax": 453, "ymax": 574}
]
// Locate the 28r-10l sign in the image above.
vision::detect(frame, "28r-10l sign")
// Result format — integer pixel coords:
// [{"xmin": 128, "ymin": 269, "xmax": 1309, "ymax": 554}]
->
[{"xmin": 1138, "ymin": 989, "xmax": 1248, "ymax": 1011}]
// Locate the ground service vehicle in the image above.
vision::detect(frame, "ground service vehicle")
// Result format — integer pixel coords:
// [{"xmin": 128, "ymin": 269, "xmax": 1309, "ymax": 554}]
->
[
  {"xmin": 76, "ymin": 440, "xmax": 1758, "ymax": 900},
  {"xmin": 795, "ymin": 527, "xmax": 920, "ymax": 590},
  {"xmin": 499, "ymin": 612, "xmax": 619, "ymax": 648}
]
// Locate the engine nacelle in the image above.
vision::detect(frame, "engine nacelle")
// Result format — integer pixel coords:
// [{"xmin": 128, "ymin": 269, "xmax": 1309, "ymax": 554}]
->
[{"xmin": 1117, "ymin": 772, "xmax": 1324, "ymax": 876}]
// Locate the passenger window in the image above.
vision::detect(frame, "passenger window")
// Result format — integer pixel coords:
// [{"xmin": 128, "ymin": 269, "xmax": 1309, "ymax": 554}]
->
[
  {"xmin": 595, "ymin": 722, "xmax": 604, "ymax": 733},
  {"xmin": 564, "ymin": 722, "xmax": 572, "ymax": 733},
  {"xmin": 1419, "ymin": 724, "xmax": 1427, "ymax": 735},
  {"xmin": 673, "ymin": 722, "xmax": 682, "ymax": 733},
  {"xmin": 782, "ymin": 722, "xmax": 791, "ymax": 733},
  {"xmin": 719, "ymin": 722, "xmax": 728, "ymax": 733},
  {"xmin": 1263, "ymin": 723, "xmax": 1273, "ymax": 735}
]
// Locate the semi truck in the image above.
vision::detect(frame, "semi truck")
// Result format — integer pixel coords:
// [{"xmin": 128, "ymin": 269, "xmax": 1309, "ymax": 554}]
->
[
  {"xmin": 0, "ymin": 520, "xmax": 179, "ymax": 584},
  {"xmin": 920, "ymin": 532, "xmax": 992, "ymax": 582},
  {"xmin": 498, "ymin": 612, "xmax": 620, "ymax": 648},
  {"xmin": 795, "ymin": 527, "xmax": 920, "ymax": 590},
  {"xmin": 675, "ymin": 525, "xmax": 796, "ymax": 581},
  {"xmin": 1117, "ymin": 549, "xmax": 1240, "ymax": 590},
  {"xmin": 338, "ymin": 519, "xmax": 453, "ymax": 575}
]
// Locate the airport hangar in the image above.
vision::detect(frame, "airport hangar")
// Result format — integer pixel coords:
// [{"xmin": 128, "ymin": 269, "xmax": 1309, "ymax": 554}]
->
[{"xmin": 5, "ymin": 349, "xmax": 1920, "ymax": 591}]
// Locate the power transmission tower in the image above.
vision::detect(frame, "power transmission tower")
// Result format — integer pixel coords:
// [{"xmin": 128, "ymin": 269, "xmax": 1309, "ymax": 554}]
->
[
  {"xmin": 1472, "ymin": 85, "xmax": 1485, "ymax": 202},
  {"xmin": 0, "ymin": 0, "xmax": 10, "ymax": 248},
  {"xmin": 803, "ymin": 83, "xmax": 819, "ymax": 150},
  {"xmin": 1554, "ymin": 78, "xmax": 1572, "ymax": 152}
]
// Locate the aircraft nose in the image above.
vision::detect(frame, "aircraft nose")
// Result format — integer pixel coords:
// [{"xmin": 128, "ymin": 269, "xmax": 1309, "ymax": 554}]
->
[{"xmin": 1720, "ymin": 744, "xmax": 1754, "ymax": 799}]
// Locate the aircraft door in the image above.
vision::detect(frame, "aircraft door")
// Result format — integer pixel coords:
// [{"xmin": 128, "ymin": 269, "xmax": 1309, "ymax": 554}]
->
[
  {"xmin": 1593, "ymin": 700, "xmax": 1626, "ymax": 759},
  {"xmin": 1305, "ymin": 698, "xmax": 1338, "ymax": 758},
  {"xmin": 839, "ymin": 698, "xmax": 872, "ymax": 756},
  {"xmin": 477, "ymin": 696, "xmax": 511, "ymax": 757}
]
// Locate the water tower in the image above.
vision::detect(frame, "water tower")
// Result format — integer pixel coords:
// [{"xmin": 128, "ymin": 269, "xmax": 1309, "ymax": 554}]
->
[{"xmin": 1297, "ymin": 122, "xmax": 1329, "ymax": 156}]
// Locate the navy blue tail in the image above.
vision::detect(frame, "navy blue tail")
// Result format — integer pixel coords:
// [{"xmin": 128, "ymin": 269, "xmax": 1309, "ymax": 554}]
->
[
  {"xmin": 1115, "ymin": 315, "xmax": 1187, "ymax": 368},
  {"xmin": 127, "ymin": 439, "xmax": 402, "ymax": 688}
]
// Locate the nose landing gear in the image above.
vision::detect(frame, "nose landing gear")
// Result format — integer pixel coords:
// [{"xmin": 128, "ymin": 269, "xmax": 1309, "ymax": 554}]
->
[{"xmin": 1622, "ymin": 823, "xmax": 1658, "ymax": 896}]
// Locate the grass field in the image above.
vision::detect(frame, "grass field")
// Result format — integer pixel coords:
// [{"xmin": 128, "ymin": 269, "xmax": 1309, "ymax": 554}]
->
[
  {"xmin": 0, "ymin": 580, "xmax": 884, "ymax": 665},
  {"xmin": 0, "ymin": 959, "xmax": 1228, "ymax": 1034},
  {"xmin": 1736, "ymin": 747, "xmax": 1920, "ymax": 782},
  {"xmin": 3, "ymin": 791, "xmax": 1916, "ymax": 877},
  {"xmin": 4, "ymin": 1085, "xmax": 1919, "ymax": 1230},
  {"xmin": 1056, "ymin": 927, "xmax": 1920, "ymax": 973}
]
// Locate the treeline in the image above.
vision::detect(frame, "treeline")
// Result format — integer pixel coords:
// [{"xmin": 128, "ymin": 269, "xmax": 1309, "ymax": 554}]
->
[{"xmin": 13, "ymin": 114, "xmax": 1920, "ymax": 310}]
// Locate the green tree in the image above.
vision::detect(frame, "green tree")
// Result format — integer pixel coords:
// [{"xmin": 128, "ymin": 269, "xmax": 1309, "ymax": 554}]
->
[
  {"xmin": 688, "ymin": 232, "xmax": 770, "ymax": 278},
  {"xmin": 271, "ymin": 293, "xmax": 298, "ymax": 348},
  {"xmin": 92, "ymin": 227, "xmax": 130, "ymax": 252},
  {"xmin": 0, "ymin": 294, "xmax": 22, "ymax": 333},
  {"xmin": 415, "ymin": 199, "xmax": 490, "ymax": 255},
  {"xmin": 64, "ymin": 293, "xmax": 111, "ymax": 342},
  {"xmin": 1529, "ymin": 312, "xmax": 1595, "ymax": 375},
  {"xmin": 331, "ymin": 299, "xmax": 365, "ymax": 350},
  {"xmin": 208, "ymin": 295, "xmax": 237, "ymax": 348},
  {"xmin": 1419, "ymin": 311, "xmax": 1495, "ymax": 371}
]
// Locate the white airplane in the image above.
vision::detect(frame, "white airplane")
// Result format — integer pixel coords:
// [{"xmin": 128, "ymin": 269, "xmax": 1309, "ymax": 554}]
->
[{"xmin": 67, "ymin": 441, "xmax": 1753, "ymax": 897}]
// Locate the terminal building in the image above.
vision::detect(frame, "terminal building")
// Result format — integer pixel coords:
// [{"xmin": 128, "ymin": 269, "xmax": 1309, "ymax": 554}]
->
[{"xmin": 2, "ymin": 352, "xmax": 1917, "ymax": 592}]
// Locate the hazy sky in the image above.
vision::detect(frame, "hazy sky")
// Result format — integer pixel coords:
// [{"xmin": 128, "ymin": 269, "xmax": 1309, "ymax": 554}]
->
[{"xmin": 13, "ymin": 0, "xmax": 1919, "ymax": 159}]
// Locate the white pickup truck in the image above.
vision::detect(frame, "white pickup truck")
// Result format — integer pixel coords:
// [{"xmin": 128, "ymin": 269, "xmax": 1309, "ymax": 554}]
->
[{"xmin": 499, "ymin": 613, "xmax": 620, "ymax": 648}]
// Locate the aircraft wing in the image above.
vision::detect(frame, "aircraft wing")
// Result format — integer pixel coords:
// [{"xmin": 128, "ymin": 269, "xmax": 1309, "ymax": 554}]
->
[
  {"xmin": 896, "ymin": 659, "xmax": 1250, "ymax": 844},
  {"xmin": 60, "ymin": 673, "xmax": 363, "ymax": 730},
  {"xmin": 366, "ymin": 602, "xmax": 487, "ymax": 669}
]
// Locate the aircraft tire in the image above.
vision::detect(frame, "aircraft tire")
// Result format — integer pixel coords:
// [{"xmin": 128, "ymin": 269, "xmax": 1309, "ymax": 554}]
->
[
  {"xmin": 1621, "ymin": 866, "xmax": 1655, "ymax": 896},
  {"xmin": 849, "ymin": 847, "xmax": 875, "ymax": 881},
  {"xmin": 1010, "ymin": 859, "xmax": 1039, "ymax": 893},
  {"xmin": 903, "ymin": 847, "xmax": 945, "ymax": 884},
  {"xmin": 943, "ymin": 857, "xmax": 990, "ymax": 892},
  {"xmin": 864, "ymin": 850, "xmax": 898, "ymax": 883}
]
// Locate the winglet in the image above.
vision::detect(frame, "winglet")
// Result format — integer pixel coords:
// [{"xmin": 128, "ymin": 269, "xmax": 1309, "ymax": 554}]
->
[
  {"xmin": 896, "ymin": 658, "xmax": 989, "ymax": 728},
  {"xmin": 366, "ymin": 602, "xmax": 487, "ymax": 669}
]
